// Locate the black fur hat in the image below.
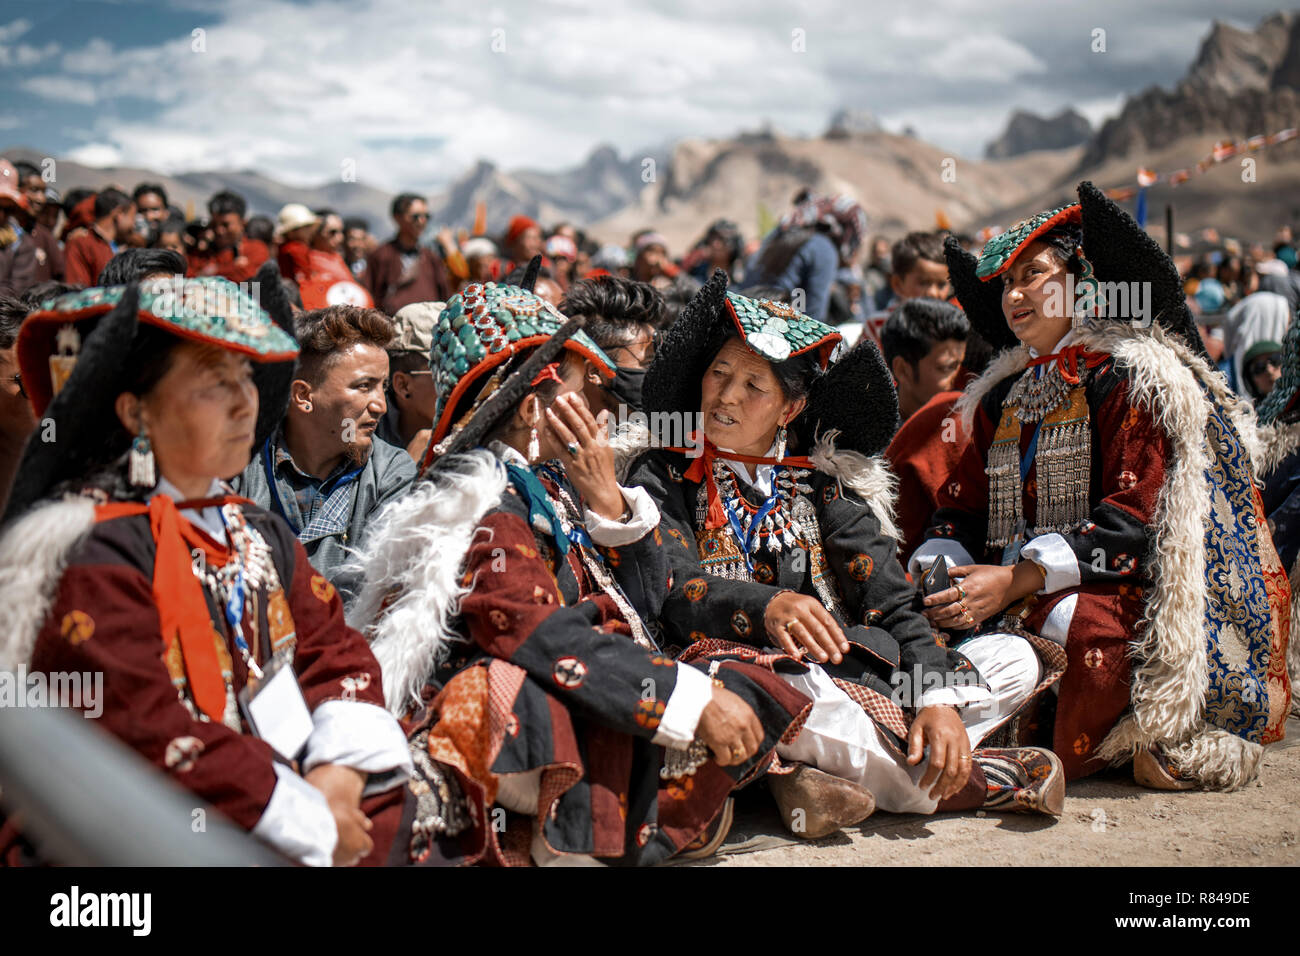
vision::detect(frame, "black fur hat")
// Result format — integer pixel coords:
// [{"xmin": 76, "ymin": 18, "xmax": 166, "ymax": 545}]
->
[
  {"xmin": 3, "ymin": 286, "xmax": 143, "ymax": 523},
  {"xmin": 3, "ymin": 276, "xmax": 298, "ymax": 523},
  {"xmin": 642, "ymin": 270, "xmax": 897, "ymax": 457},
  {"xmin": 250, "ymin": 259, "xmax": 299, "ymax": 450},
  {"xmin": 946, "ymin": 181, "xmax": 1206, "ymax": 358},
  {"xmin": 801, "ymin": 336, "xmax": 900, "ymax": 457}
]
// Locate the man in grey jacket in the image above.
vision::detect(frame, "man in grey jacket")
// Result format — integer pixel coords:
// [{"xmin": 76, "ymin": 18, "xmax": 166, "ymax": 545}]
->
[{"xmin": 236, "ymin": 304, "xmax": 415, "ymax": 604}]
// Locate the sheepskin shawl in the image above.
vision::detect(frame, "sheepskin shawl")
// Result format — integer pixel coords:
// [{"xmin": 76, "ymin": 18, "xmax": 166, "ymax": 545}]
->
[{"xmin": 956, "ymin": 323, "xmax": 1281, "ymax": 789}]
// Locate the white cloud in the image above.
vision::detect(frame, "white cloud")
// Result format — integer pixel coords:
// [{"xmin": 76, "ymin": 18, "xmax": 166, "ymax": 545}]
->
[
  {"xmin": 65, "ymin": 142, "xmax": 124, "ymax": 167},
  {"xmin": 62, "ymin": 37, "xmax": 117, "ymax": 74},
  {"xmin": 1074, "ymin": 93, "xmax": 1128, "ymax": 130},
  {"xmin": 920, "ymin": 34, "xmax": 1048, "ymax": 83},
  {"xmin": 0, "ymin": 16, "xmax": 57, "ymax": 67},
  {"xmin": 13, "ymin": 42, "xmax": 59, "ymax": 66},
  {"xmin": 9, "ymin": 0, "xmax": 1288, "ymax": 189},
  {"xmin": 0, "ymin": 18, "xmax": 31, "ymax": 44},
  {"xmin": 22, "ymin": 75, "xmax": 97, "ymax": 105}
]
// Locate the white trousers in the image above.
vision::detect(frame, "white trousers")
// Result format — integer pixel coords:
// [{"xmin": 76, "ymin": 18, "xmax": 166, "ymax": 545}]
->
[
  {"xmin": 775, "ymin": 633, "xmax": 1041, "ymax": 814},
  {"xmin": 496, "ymin": 768, "xmax": 606, "ymax": 866}
]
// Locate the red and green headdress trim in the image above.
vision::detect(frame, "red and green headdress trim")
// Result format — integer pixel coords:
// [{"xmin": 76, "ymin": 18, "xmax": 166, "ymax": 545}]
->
[
  {"xmin": 19, "ymin": 277, "xmax": 298, "ymax": 418},
  {"xmin": 974, "ymin": 203, "xmax": 1082, "ymax": 282}
]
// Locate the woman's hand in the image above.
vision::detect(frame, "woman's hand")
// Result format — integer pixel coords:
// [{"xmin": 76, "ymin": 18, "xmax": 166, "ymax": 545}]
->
[
  {"xmin": 764, "ymin": 590, "xmax": 849, "ymax": 665},
  {"xmin": 543, "ymin": 391, "xmax": 623, "ymax": 519},
  {"xmin": 305, "ymin": 764, "xmax": 373, "ymax": 866},
  {"xmin": 907, "ymin": 704, "xmax": 972, "ymax": 801},
  {"xmin": 921, "ymin": 561, "xmax": 1043, "ymax": 629},
  {"xmin": 696, "ymin": 684, "xmax": 764, "ymax": 766}
]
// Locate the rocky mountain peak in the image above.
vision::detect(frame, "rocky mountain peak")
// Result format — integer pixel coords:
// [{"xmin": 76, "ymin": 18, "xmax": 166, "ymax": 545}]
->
[{"xmin": 985, "ymin": 108, "xmax": 1092, "ymax": 159}]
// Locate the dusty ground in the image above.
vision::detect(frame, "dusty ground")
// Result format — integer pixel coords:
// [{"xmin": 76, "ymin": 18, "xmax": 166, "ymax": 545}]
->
[{"xmin": 673, "ymin": 718, "xmax": 1300, "ymax": 867}]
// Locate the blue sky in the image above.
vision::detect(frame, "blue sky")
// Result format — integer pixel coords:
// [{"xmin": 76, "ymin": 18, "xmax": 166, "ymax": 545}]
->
[{"xmin": 1, "ymin": 0, "xmax": 1293, "ymax": 192}]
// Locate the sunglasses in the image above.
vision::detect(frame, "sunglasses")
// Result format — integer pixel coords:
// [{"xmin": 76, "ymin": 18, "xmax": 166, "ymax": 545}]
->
[
  {"xmin": 408, "ymin": 212, "xmax": 429, "ymax": 222},
  {"xmin": 1247, "ymin": 355, "xmax": 1282, "ymax": 377}
]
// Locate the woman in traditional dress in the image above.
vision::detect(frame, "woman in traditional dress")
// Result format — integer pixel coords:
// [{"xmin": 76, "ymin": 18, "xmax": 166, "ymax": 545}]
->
[
  {"xmin": 913, "ymin": 180, "xmax": 1291, "ymax": 790},
  {"xmin": 348, "ymin": 280, "xmax": 811, "ymax": 865},
  {"xmin": 626, "ymin": 273, "xmax": 1066, "ymax": 837},
  {"xmin": 0, "ymin": 275, "xmax": 419, "ymax": 866},
  {"xmin": 1250, "ymin": 313, "xmax": 1300, "ymax": 718}
]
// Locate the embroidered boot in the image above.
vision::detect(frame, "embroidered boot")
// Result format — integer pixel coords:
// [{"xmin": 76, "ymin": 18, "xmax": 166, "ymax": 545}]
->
[
  {"xmin": 974, "ymin": 747, "xmax": 1065, "ymax": 816},
  {"xmin": 677, "ymin": 797, "xmax": 734, "ymax": 860},
  {"xmin": 767, "ymin": 763, "xmax": 877, "ymax": 839},
  {"xmin": 1132, "ymin": 746, "xmax": 1196, "ymax": 791}
]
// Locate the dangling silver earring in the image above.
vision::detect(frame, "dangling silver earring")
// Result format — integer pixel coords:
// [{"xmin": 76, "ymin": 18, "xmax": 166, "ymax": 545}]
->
[
  {"xmin": 526, "ymin": 403, "xmax": 541, "ymax": 462},
  {"xmin": 775, "ymin": 422, "xmax": 788, "ymax": 462},
  {"xmin": 129, "ymin": 423, "xmax": 156, "ymax": 488}
]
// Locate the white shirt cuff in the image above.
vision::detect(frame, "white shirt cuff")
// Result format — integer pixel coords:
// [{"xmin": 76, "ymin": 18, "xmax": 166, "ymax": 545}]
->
[
  {"xmin": 907, "ymin": 538, "xmax": 976, "ymax": 578},
  {"xmin": 916, "ymin": 682, "xmax": 994, "ymax": 711},
  {"xmin": 301, "ymin": 700, "xmax": 414, "ymax": 791},
  {"xmin": 1019, "ymin": 532, "xmax": 1081, "ymax": 593},
  {"xmin": 252, "ymin": 762, "xmax": 338, "ymax": 867},
  {"xmin": 651, "ymin": 663, "xmax": 713, "ymax": 749},
  {"xmin": 584, "ymin": 484, "xmax": 660, "ymax": 548}
]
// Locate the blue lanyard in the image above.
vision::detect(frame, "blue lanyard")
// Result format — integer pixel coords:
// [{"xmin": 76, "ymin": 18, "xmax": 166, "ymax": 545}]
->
[
  {"xmin": 261, "ymin": 437, "xmax": 364, "ymax": 536},
  {"xmin": 721, "ymin": 465, "xmax": 784, "ymax": 574},
  {"xmin": 214, "ymin": 507, "xmax": 257, "ymax": 672},
  {"xmin": 508, "ymin": 463, "xmax": 592, "ymax": 555}
]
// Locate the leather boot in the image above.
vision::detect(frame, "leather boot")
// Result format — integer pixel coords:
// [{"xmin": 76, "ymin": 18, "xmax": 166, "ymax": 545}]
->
[
  {"xmin": 975, "ymin": 747, "xmax": 1065, "ymax": 816},
  {"xmin": 768, "ymin": 764, "xmax": 876, "ymax": 839},
  {"xmin": 677, "ymin": 797, "xmax": 735, "ymax": 860},
  {"xmin": 1133, "ymin": 746, "xmax": 1196, "ymax": 791}
]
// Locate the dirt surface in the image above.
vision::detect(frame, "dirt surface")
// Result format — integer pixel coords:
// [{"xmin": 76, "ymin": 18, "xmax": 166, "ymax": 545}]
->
[{"xmin": 673, "ymin": 718, "xmax": 1300, "ymax": 867}]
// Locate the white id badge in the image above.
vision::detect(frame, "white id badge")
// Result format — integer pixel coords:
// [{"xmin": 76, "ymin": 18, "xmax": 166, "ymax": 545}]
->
[{"xmin": 240, "ymin": 656, "xmax": 313, "ymax": 762}]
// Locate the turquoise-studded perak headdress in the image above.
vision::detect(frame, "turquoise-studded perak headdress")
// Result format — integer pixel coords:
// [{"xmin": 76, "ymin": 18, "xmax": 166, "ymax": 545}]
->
[
  {"xmin": 19, "ymin": 277, "xmax": 298, "ymax": 418},
  {"xmin": 427, "ymin": 281, "xmax": 614, "ymax": 446}
]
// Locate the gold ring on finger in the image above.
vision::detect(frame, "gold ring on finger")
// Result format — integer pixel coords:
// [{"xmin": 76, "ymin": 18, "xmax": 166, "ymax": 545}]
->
[
  {"xmin": 956, "ymin": 585, "xmax": 967, "ymax": 601},
  {"xmin": 785, "ymin": 619, "xmax": 798, "ymax": 633}
]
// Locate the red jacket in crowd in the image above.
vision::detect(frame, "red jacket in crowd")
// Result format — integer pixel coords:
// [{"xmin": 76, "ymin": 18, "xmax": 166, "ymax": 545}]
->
[
  {"xmin": 188, "ymin": 240, "xmax": 270, "ymax": 283},
  {"xmin": 63, "ymin": 227, "xmax": 116, "ymax": 286},
  {"xmin": 364, "ymin": 239, "xmax": 452, "ymax": 315}
]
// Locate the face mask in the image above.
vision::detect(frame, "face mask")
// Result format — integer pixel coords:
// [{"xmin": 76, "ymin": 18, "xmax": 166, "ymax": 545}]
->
[{"xmin": 604, "ymin": 365, "xmax": 646, "ymax": 411}]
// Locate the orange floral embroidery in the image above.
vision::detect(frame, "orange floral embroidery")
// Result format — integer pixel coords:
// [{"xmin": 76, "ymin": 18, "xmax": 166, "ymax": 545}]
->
[
  {"xmin": 60, "ymin": 610, "xmax": 95, "ymax": 645},
  {"xmin": 515, "ymin": 543, "xmax": 538, "ymax": 559},
  {"xmin": 1073, "ymin": 732, "xmax": 1091, "ymax": 755},
  {"xmin": 683, "ymin": 578, "xmax": 708, "ymax": 601},
  {"xmin": 847, "ymin": 554, "xmax": 873, "ymax": 582},
  {"xmin": 666, "ymin": 775, "xmax": 695, "ymax": 801},
  {"xmin": 635, "ymin": 698, "xmax": 666, "ymax": 730},
  {"xmin": 310, "ymin": 574, "xmax": 336, "ymax": 604}
]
